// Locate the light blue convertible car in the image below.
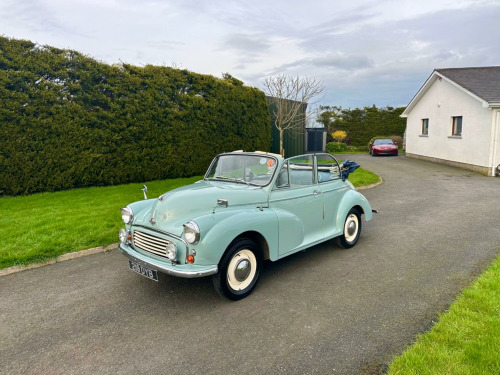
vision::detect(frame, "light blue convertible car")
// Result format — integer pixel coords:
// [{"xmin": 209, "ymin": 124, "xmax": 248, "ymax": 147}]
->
[{"xmin": 119, "ymin": 151, "xmax": 374, "ymax": 300}]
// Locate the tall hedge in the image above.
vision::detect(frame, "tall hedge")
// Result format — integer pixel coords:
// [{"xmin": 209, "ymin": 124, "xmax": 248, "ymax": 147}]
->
[
  {"xmin": 0, "ymin": 37, "xmax": 271, "ymax": 196},
  {"xmin": 319, "ymin": 105, "xmax": 406, "ymax": 146}
]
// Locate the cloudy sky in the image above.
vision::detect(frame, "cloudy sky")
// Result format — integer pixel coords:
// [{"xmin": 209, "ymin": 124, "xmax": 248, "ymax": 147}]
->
[{"xmin": 2, "ymin": 0, "xmax": 500, "ymax": 108}]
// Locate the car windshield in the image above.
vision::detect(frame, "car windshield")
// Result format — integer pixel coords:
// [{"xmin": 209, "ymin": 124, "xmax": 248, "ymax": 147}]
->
[
  {"xmin": 373, "ymin": 139, "xmax": 394, "ymax": 145},
  {"xmin": 205, "ymin": 154, "xmax": 278, "ymax": 186}
]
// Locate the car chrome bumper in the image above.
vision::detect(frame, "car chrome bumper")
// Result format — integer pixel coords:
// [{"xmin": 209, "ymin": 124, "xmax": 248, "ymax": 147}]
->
[{"xmin": 119, "ymin": 243, "xmax": 218, "ymax": 278}]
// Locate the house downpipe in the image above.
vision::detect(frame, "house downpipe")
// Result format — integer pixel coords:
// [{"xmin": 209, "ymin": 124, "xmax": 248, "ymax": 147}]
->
[{"xmin": 493, "ymin": 109, "xmax": 500, "ymax": 177}]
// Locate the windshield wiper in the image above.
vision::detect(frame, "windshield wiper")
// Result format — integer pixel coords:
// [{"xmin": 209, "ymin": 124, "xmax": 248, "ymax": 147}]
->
[{"xmin": 212, "ymin": 175, "xmax": 252, "ymax": 186}]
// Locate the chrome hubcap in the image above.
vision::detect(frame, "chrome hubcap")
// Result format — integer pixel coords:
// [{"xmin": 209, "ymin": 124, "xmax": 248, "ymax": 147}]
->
[
  {"xmin": 227, "ymin": 249, "xmax": 257, "ymax": 291},
  {"xmin": 234, "ymin": 259, "xmax": 251, "ymax": 282},
  {"xmin": 345, "ymin": 213, "xmax": 359, "ymax": 243},
  {"xmin": 347, "ymin": 220, "xmax": 357, "ymax": 236}
]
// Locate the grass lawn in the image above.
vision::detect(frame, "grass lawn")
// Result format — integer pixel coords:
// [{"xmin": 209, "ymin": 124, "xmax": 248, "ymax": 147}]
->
[
  {"xmin": 349, "ymin": 167, "xmax": 380, "ymax": 186},
  {"xmin": 0, "ymin": 176, "xmax": 202, "ymax": 269},
  {"xmin": 0, "ymin": 168, "xmax": 378, "ymax": 270},
  {"xmin": 388, "ymin": 253, "xmax": 500, "ymax": 375}
]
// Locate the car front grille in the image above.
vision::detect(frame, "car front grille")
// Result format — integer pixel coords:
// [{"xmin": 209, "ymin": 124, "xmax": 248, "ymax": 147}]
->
[{"xmin": 133, "ymin": 230, "xmax": 174, "ymax": 258}]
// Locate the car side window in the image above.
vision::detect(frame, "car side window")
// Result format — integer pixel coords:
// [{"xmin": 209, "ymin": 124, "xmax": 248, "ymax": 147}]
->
[
  {"xmin": 288, "ymin": 155, "xmax": 314, "ymax": 186},
  {"xmin": 316, "ymin": 153, "xmax": 341, "ymax": 183},
  {"xmin": 276, "ymin": 161, "xmax": 290, "ymax": 188}
]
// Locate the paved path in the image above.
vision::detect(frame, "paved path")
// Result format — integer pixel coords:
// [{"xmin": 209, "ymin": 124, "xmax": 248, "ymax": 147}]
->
[{"xmin": 1, "ymin": 155, "xmax": 499, "ymax": 374}]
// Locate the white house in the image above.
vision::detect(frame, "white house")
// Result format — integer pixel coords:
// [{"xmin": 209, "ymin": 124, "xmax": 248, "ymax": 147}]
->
[{"xmin": 402, "ymin": 66, "xmax": 500, "ymax": 176}]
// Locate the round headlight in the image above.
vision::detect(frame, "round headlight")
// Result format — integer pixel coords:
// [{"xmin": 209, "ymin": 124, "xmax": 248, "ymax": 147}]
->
[
  {"xmin": 121, "ymin": 206, "xmax": 133, "ymax": 224},
  {"xmin": 183, "ymin": 221, "xmax": 200, "ymax": 244}
]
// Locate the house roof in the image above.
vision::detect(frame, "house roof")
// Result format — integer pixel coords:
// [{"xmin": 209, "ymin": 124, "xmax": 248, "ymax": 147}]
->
[
  {"xmin": 436, "ymin": 67, "xmax": 500, "ymax": 104},
  {"xmin": 402, "ymin": 66, "xmax": 500, "ymax": 116}
]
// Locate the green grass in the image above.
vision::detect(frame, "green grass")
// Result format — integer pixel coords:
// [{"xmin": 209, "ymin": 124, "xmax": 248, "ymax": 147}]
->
[
  {"xmin": 348, "ymin": 168, "xmax": 380, "ymax": 187},
  {"xmin": 388, "ymin": 253, "xmax": 500, "ymax": 375},
  {"xmin": 0, "ymin": 176, "xmax": 202, "ymax": 269},
  {"xmin": 0, "ymin": 169, "xmax": 379, "ymax": 270}
]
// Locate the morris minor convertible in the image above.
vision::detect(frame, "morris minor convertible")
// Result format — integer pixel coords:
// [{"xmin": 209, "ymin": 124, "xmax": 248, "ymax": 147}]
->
[{"xmin": 119, "ymin": 151, "xmax": 374, "ymax": 300}]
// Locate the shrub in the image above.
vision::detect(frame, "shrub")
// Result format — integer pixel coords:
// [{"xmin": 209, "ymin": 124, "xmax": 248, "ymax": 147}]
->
[
  {"xmin": 326, "ymin": 142, "xmax": 348, "ymax": 153},
  {"xmin": 332, "ymin": 130, "xmax": 347, "ymax": 142},
  {"xmin": 389, "ymin": 135, "xmax": 403, "ymax": 147}
]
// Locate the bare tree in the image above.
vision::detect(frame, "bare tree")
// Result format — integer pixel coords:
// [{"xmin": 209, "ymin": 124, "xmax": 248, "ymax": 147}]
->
[{"xmin": 263, "ymin": 74, "xmax": 325, "ymax": 156}]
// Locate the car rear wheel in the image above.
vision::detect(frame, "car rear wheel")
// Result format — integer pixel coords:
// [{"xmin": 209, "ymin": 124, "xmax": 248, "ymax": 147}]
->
[
  {"xmin": 337, "ymin": 208, "xmax": 361, "ymax": 249},
  {"xmin": 212, "ymin": 239, "xmax": 262, "ymax": 300}
]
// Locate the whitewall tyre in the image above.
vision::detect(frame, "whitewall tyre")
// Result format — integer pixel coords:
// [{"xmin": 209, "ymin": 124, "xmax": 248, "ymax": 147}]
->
[
  {"xmin": 212, "ymin": 239, "xmax": 262, "ymax": 300},
  {"xmin": 337, "ymin": 208, "xmax": 361, "ymax": 249}
]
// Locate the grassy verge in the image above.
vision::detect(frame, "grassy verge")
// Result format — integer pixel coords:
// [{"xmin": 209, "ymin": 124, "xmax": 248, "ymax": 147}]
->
[
  {"xmin": 0, "ymin": 169, "xmax": 379, "ymax": 270},
  {"xmin": 0, "ymin": 176, "xmax": 202, "ymax": 269},
  {"xmin": 388, "ymin": 253, "xmax": 500, "ymax": 375},
  {"xmin": 349, "ymin": 168, "xmax": 380, "ymax": 187}
]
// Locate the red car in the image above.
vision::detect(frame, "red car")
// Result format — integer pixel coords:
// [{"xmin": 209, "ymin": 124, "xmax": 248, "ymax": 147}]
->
[{"xmin": 370, "ymin": 139, "xmax": 398, "ymax": 156}]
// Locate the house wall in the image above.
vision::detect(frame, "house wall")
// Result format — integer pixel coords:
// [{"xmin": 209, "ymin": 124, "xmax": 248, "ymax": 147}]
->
[{"xmin": 406, "ymin": 77, "xmax": 494, "ymax": 174}]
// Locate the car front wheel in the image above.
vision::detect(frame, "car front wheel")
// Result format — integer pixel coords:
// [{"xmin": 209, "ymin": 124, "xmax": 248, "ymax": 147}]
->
[
  {"xmin": 212, "ymin": 239, "xmax": 262, "ymax": 300},
  {"xmin": 337, "ymin": 208, "xmax": 361, "ymax": 249}
]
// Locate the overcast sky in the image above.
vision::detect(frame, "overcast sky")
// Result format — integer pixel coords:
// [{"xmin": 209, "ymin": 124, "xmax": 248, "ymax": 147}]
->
[{"xmin": 2, "ymin": 0, "xmax": 500, "ymax": 108}]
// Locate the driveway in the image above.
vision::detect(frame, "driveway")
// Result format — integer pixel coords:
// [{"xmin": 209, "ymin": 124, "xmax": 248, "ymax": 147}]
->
[{"xmin": 1, "ymin": 155, "xmax": 499, "ymax": 374}]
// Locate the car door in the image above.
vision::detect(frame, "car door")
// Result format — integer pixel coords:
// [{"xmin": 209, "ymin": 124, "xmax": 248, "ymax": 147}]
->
[
  {"xmin": 269, "ymin": 155, "xmax": 325, "ymax": 257},
  {"xmin": 316, "ymin": 153, "xmax": 349, "ymax": 238}
]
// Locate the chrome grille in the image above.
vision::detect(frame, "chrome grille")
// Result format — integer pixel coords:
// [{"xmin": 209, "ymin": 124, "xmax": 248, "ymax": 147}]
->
[{"xmin": 133, "ymin": 230, "xmax": 174, "ymax": 258}]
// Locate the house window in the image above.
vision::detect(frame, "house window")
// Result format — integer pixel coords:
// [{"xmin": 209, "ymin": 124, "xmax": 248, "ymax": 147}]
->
[
  {"xmin": 422, "ymin": 119, "xmax": 429, "ymax": 135},
  {"xmin": 452, "ymin": 116, "xmax": 462, "ymax": 136}
]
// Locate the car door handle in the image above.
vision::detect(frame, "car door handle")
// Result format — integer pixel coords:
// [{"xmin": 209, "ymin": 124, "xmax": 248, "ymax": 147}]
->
[{"xmin": 313, "ymin": 190, "xmax": 322, "ymax": 195}]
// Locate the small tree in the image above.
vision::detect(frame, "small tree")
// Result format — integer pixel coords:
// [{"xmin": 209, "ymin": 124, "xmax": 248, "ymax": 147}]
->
[
  {"xmin": 263, "ymin": 74, "xmax": 325, "ymax": 156},
  {"xmin": 332, "ymin": 130, "xmax": 347, "ymax": 142}
]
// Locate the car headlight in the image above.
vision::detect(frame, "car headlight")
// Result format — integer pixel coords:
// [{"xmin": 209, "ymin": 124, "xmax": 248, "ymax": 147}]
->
[
  {"xmin": 121, "ymin": 206, "xmax": 133, "ymax": 224},
  {"xmin": 183, "ymin": 221, "xmax": 200, "ymax": 244}
]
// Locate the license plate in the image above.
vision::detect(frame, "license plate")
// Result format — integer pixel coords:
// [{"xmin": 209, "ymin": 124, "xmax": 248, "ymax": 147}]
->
[{"xmin": 128, "ymin": 260, "xmax": 158, "ymax": 282}]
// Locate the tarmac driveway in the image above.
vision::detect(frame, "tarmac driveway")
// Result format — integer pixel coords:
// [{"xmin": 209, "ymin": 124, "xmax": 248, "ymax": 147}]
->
[{"xmin": 1, "ymin": 155, "xmax": 499, "ymax": 374}]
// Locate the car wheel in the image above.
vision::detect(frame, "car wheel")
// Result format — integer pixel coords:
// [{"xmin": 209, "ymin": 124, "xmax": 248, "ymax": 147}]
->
[
  {"xmin": 212, "ymin": 239, "xmax": 262, "ymax": 300},
  {"xmin": 337, "ymin": 208, "xmax": 362, "ymax": 249}
]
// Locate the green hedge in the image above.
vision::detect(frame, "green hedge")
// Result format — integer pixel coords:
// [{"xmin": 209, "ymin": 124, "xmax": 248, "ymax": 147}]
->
[
  {"xmin": 0, "ymin": 37, "xmax": 271, "ymax": 195},
  {"xmin": 319, "ymin": 105, "xmax": 406, "ymax": 147}
]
